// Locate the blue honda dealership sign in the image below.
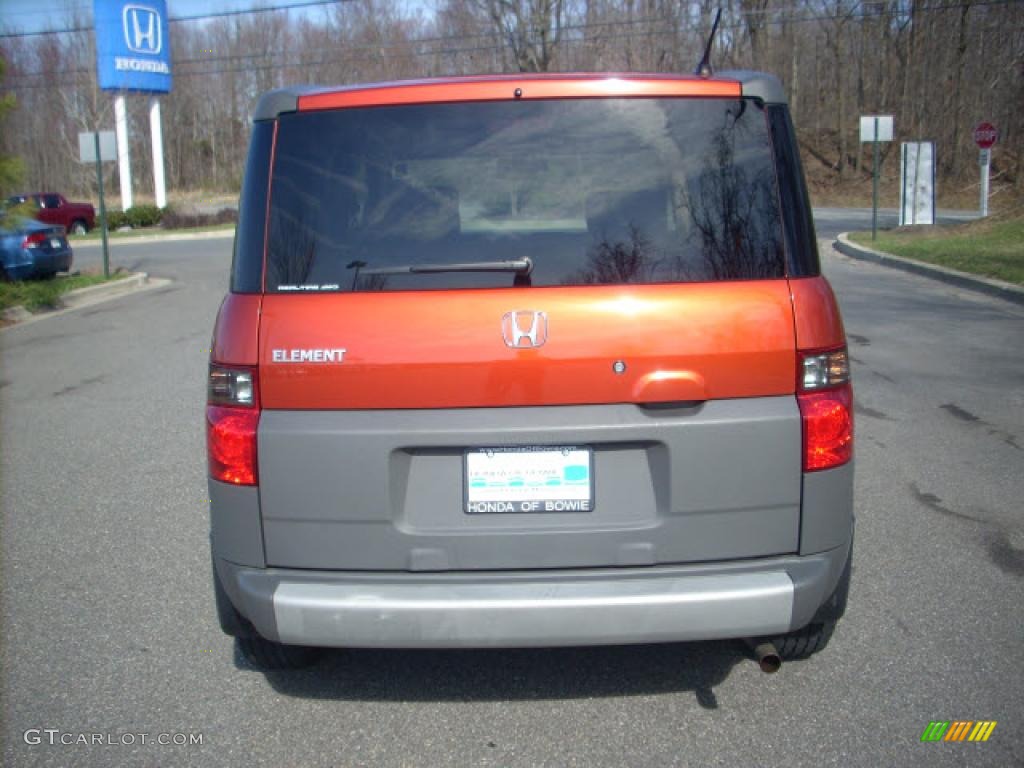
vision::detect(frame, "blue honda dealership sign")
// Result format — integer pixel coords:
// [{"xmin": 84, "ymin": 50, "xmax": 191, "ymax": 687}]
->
[{"xmin": 94, "ymin": 0, "xmax": 172, "ymax": 93}]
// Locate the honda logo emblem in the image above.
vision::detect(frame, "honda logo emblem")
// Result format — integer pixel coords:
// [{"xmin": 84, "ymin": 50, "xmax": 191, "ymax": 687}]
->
[
  {"xmin": 502, "ymin": 311, "xmax": 548, "ymax": 348},
  {"xmin": 123, "ymin": 4, "xmax": 162, "ymax": 55}
]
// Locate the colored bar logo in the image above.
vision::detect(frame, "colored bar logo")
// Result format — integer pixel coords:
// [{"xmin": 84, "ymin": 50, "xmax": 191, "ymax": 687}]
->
[{"xmin": 921, "ymin": 721, "xmax": 997, "ymax": 742}]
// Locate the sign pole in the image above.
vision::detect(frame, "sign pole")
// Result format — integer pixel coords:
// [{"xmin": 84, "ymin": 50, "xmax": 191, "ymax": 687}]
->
[
  {"xmin": 149, "ymin": 96, "xmax": 166, "ymax": 209},
  {"xmin": 973, "ymin": 122, "xmax": 998, "ymax": 218},
  {"xmin": 114, "ymin": 93, "xmax": 133, "ymax": 210},
  {"xmin": 979, "ymin": 150, "xmax": 990, "ymax": 218},
  {"xmin": 93, "ymin": 131, "xmax": 111, "ymax": 278},
  {"xmin": 860, "ymin": 114, "xmax": 892, "ymax": 239},
  {"xmin": 872, "ymin": 117, "xmax": 880, "ymax": 241}
]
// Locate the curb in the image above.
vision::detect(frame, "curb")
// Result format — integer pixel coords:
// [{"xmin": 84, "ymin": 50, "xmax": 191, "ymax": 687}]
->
[
  {"xmin": 833, "ymin": 233, "xmax": 1024, "ymax": 307},
  {"xmin": 1, "ymin": 272, "xmax": 171, "ymax": 331},
  {"xmin": 61, "ymin": 271, "xmax": 149, "ymax": 307},
  {"xmin": 71, "ymin": 228, "xmax": 235, "ymax": 248}
]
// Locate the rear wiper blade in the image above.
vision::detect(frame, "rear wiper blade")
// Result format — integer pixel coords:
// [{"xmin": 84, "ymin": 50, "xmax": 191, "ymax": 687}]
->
[{"xmin": 352, "ymin": 257, "xmax": 533, "ymax": 276}]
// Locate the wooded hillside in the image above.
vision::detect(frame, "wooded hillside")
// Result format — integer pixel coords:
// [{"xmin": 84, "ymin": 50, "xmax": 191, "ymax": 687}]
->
[{"xmin": 2, "ymin": 0, "xmax": 1021, "ymax": 207}]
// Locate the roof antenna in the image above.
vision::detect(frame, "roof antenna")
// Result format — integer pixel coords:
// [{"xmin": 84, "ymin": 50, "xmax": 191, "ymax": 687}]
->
[{"xmin": 695, "ymin": 9, "xmax": 723, "ymax": 78}]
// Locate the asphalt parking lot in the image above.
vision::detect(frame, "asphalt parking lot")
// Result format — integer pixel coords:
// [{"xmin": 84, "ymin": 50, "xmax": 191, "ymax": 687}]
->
[{"xmin": 1, "ymin": 224, "xmax": 1022, "ymax": 767}]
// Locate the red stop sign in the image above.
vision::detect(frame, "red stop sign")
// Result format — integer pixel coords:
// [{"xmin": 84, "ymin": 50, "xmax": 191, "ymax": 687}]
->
[{"xmin": 974, "ymin": 122, "xmax": 998, "ymax": 149}]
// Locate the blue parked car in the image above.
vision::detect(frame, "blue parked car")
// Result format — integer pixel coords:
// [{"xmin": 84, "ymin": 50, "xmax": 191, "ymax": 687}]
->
[{"xmin": 0, "ymin": 211, "xmax": 74, "ymax": 281}]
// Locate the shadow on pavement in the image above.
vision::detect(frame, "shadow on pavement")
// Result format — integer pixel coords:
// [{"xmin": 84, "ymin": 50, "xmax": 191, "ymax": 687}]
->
[{"xmin": 236, "ymin": 640, "xmax": 750, "ymax": 708}]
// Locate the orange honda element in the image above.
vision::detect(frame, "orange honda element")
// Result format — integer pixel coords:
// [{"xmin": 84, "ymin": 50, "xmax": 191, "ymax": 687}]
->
[{"xmin": 208, "ymin": 73, "xmax": 853, "ymax": 669}]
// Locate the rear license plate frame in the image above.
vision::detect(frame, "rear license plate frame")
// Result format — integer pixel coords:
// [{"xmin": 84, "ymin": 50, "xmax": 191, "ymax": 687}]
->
[{"xmin": 463, "ymin": 445, "xmax": 594, "ymax": 514}]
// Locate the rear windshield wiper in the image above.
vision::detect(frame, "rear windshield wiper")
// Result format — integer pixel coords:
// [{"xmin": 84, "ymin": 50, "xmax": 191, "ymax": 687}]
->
[{"xmin": 350, "ymin": 257, "xmax": 533, "ymax": 276}]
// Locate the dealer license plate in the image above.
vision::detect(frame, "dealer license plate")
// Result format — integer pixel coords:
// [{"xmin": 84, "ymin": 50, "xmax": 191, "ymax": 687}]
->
[{"xmin": 464, "ymin": 446, "xmax": 593, "ymax": 514}]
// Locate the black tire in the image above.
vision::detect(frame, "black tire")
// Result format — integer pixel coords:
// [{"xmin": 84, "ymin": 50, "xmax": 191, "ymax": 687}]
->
[
  {"xmin": 238, "ymin": 635, "xmax": 321, "ymax": 670},
  {"xmin": 767, "ymin": 537, "xmax": 852, "ymax": 660},
  {"xmin": 211, "ymin": 553, "xmax": 320, "ymax": 669},
  {"xmin": 769, "ymin": 620, "xmax": 836, "ymax": 660},
  {"xmin": 0, "ymin": 265, "xmax": 9, "ymax": 283},
  {"xmin": 70, "ymin": 220, "xmax": 88, "ymax": 235}
]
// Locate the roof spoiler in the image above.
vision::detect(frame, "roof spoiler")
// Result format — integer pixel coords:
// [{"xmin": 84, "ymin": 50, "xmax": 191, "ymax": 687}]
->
[{"xmin": 695, "ymin": 9, "xmax": 723, "ymax": 78}]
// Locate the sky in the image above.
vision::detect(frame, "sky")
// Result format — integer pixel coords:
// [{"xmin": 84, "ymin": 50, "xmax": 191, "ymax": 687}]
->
[{"xmin": 0, "ymin": 0, "xmax": 408, "ymax": 34}]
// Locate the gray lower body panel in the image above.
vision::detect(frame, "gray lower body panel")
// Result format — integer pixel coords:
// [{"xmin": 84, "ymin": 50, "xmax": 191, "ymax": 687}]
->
[
  {"xmin": 215, "ymin": 541, "xmax": 850, "ymax": 648},
  {"xmin": 209, "ymin": 479, "xmax": 264, "ymax": 567},
  {"xmin": 801, "ymin": 461, "xmax": 855, "ymax": 554},
  {"xmin": 257, "ymin": 400, "xmax": 803, "ymax": 571}
]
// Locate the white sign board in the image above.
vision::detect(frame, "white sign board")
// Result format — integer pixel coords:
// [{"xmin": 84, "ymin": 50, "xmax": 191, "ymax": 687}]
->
[
  {"xmin": 78, "ymin": 131, "xmax": 117, "ymax": 163},
  {"xmin": 860, "ymin": 115, "xmax": 894, "ymax": 143},
  {"xmin": 899, "ymin": 142, "xmax": 935, "ymax": 226}
]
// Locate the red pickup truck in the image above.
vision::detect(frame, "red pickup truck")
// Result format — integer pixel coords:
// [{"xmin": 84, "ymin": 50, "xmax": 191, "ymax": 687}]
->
[{"xmin": 7, "ymin": 193, "xmax": 96, "ymax": 235}]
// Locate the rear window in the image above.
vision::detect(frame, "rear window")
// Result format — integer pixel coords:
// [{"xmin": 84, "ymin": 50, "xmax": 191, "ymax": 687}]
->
[{"xmin": 266, "ymin": 98, "xmax": 784, "ymax": 292}]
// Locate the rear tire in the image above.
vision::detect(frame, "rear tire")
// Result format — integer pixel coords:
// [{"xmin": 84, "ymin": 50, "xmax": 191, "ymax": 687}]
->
[
  {"xmin": 211, "ymin": 553, "xmax": 320, "ymax": 669},
  {"xmin": 70, "ymin": 220, "xmax": 88, "ymax": 235},
  {"xmin": 238, "ymin": 635, "xmax": 320, "ymax": 670},
  {"xmin": 766, "ymin": 535, "xmax": 852, "ymax": 660},
  {"xmin": 770, "ymin": 620, "xmax": 836, "ymax": 660}
]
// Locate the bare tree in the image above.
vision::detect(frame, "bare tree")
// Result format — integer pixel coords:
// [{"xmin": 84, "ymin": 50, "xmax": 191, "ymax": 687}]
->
[
  {"xmin": 2, "ymin": 0, "xmax": 1022, "ymax": 201},
  {"xmin": 470, "ymin": 0, "xmax": 568, "ymax": 71}
]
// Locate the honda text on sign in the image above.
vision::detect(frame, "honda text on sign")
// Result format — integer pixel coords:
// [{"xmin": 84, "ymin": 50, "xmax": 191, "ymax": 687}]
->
[{"xmin": 93, "ymin": 0, "xmax": 172, "ymax": 92}]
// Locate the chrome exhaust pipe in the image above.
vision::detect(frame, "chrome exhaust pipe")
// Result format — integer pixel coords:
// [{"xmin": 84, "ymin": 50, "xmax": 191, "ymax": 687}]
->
[{"xmin": 745, "ymin": 639, "xmax": 782, "ymax": 674}]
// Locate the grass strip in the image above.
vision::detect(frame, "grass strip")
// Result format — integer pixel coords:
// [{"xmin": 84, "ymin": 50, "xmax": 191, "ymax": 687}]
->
[
  {"xmin": 0, "ymin": 272, "xmax": 129, "ymax": 312},
  {"xmin": 849, "ymin": 213, "xmax": 1024, "ymax": 286},
  {"xmin": 69, "ymin": 222, "xmax": 236, "ymax": 241}
]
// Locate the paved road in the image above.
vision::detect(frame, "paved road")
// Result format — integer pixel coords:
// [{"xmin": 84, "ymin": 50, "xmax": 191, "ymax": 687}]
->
[
  {"xmin": 811, "ymin": 207, "xmax": 976, "ymax": 240},
  {"xmin": 2, "ymin": 223, "xmax": 1022, "ymax": 767}
]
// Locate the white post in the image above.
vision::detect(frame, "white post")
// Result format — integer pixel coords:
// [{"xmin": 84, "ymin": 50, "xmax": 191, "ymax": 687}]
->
[
  {"xmin": 979, "ymin": 150, "xmax": 990, "ymax": 218},
  {"xmin": 149, "ymin": 96, "xmax": 167, "ymax": 209},
  {"xmin": 114, "ymin": 94, "xmax": 133, "ymax": 210}
]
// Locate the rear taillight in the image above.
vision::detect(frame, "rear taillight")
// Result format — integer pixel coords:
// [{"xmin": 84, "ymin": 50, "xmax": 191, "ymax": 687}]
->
[
  {"xmin": 797, "ymin": 347, "xmax": 853, "ymax": 472},
  {"xmin": 207, "ymin": 364, "xmax": 259, "ymax": 485},
  {"xmin": 208, "ymin": 365, "xmax": 256, "ymax": 406},
  {"xmin": 21, "ymin": 232, "xmax": 47, "ymax": 249}
]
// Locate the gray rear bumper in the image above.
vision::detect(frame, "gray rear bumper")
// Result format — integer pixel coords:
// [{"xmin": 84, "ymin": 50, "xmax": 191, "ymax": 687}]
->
[{"xmin": 215, "ymin": 542, "xmax": 850, "ymax": 649}]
